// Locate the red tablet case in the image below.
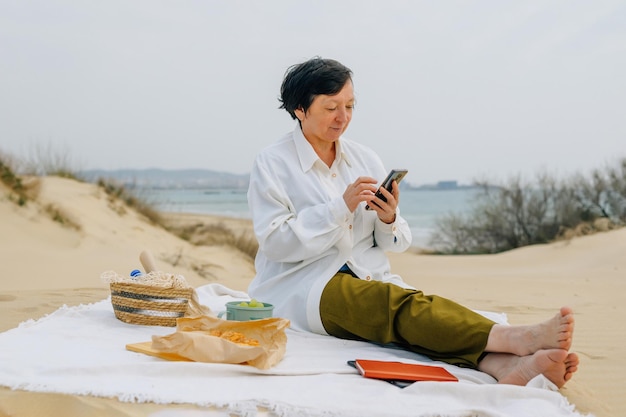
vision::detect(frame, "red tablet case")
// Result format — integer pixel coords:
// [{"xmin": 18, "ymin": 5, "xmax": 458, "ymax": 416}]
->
[{"xmin": 355, "ymin": 359, "xmax": 458, "ymax": 382}]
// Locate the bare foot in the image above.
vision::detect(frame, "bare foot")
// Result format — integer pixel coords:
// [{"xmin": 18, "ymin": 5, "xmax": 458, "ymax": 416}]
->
[
  {"xmin": 486, "ymin": 306, "xmax": 575, "ymax": 356},
  {"xmin": 479, "ymin": 349, "xmax": 580, "ymax": 388}
]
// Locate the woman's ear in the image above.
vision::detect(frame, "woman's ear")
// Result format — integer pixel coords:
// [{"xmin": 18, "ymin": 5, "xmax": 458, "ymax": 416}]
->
[{"xmin": 294, "ymin": 107, "xmax": 305, "ymax": 121}]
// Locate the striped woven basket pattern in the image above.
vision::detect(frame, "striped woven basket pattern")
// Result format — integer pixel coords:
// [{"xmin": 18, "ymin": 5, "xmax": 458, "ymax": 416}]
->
[{"xmin": 110, "ymin": 282, "xmax": 193, "ymax": 327}]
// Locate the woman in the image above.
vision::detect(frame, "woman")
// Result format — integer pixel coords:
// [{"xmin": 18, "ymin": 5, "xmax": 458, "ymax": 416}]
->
[{"xmin": 247, "ymin": 57, "xmax": 578, "ymax": 387}]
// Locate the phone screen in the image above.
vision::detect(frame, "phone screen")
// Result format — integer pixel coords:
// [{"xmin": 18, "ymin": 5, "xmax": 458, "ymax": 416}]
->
[{"xmin": 380, "ymin": 169, "xmax": 408, "ymax": 192}]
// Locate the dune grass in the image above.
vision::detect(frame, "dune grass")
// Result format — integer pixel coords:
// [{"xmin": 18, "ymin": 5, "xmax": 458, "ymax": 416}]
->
[
  {"xmin": 162, "ymin": 220, "xmax": 258, "ymax": 261},
  {"xmin": 94, "ymin": 177, "xmax": 259, "ymax": 258},
  {"xmin": 96, "ymin": 178, "xmax": 163, "ymax": 225},
  {"xmin": 93, "ymin": 178, "xmax": 259, "ymax": 258},
  {"xmin": 0, "ymin": 146, "xmax": 258, "ymax": 257},
  {"xmin": 0, "ymin": 152, "xmax": 40, "ymax": 206}
]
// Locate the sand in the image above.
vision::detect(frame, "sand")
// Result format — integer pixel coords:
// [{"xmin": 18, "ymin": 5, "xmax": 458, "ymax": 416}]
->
[{"xmin": 0, "ymin": 176, "xmax": 623, "ymax": 417}]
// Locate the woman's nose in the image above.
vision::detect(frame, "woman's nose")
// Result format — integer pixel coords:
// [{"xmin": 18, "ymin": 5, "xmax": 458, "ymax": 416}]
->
[{"xmin": 336, "ymin": 108, "xmax": 349, "ymax": 122}]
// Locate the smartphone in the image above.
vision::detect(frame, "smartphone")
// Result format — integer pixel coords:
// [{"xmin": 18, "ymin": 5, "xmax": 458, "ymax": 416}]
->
[{"xmin": 365, "ymin": 169, "xmax": 408, "ymax": 210}]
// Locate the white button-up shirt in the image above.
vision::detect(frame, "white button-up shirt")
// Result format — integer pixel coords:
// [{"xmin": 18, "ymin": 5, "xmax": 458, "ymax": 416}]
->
[{"xmin": 247, "ymin": 124, "xmax": 413, "ymax": 333}]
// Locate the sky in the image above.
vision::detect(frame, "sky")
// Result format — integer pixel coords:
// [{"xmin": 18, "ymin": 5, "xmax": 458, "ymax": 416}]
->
[{"xmin": 1, "ymin": 0, "xmax": 624, "ymax": 186}]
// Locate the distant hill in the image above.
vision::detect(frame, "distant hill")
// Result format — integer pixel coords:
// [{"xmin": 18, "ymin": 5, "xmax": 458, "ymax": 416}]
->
[
  {"xmin": 407, "ymin": 180, "xmax": 478, "ymax": 191},
  {"xmin": 80, "ymin": 168, "xmax": 475, "ymax": 191},
  {"xmin": 80, "ymin": 168, "xmax": 250, "ymax": 189}
]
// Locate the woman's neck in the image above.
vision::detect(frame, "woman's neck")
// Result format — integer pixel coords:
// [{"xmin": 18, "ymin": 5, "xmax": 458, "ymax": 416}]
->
[{"xmin": 311, "ymin": 141, "xmax": 336, "ymax": 168}]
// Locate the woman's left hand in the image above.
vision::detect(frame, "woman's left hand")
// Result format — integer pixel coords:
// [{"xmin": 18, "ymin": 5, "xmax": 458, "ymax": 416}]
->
[{"xmin": 369, "ymin": 181, "xmax": 399, "ymax": 224}]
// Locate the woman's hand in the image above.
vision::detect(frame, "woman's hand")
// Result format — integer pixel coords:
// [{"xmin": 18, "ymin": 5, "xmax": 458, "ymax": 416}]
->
[
  {"xmin": 343, "ymin": 176, "xmax": 378, "ymax": 212},
  {"xmin": 368, "ymin": 181, "xmax": 399, "ymax": 224},
  {"xmin": 343, "ymin": 177, "xmax": 399, "ymax": 224}
]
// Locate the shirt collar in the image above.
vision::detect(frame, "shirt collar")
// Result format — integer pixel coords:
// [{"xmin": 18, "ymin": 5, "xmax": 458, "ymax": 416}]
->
[{"xmin": 293, "ymin": 123, "xmax": 352, "ymax": 172}]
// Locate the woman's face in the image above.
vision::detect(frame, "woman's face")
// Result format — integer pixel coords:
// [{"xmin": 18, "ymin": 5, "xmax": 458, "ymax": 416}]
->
[{"xmin": 296, "ymin": 81, "xmax": 354, "ymax": 147}]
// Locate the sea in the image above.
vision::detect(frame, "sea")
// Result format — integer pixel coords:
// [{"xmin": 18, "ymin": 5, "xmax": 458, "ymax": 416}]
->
[{"xmin": 142, "ymin": 188, "xmax": 478, "ymax": 249}]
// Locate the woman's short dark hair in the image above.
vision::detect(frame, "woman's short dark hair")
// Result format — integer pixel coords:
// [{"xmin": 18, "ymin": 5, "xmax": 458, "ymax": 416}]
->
[{"xmin": 279, "ymin": 57, "xmax": 353, "ymax": 120}]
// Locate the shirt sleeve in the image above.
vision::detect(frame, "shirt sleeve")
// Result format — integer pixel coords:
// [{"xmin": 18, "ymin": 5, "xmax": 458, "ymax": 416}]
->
[
  {"xmin": 373, "ymin": 208, "xmax": 412, "ymax": 252},
  {"xmin": 248, "ymin": 155, "xmax": 353, "ymax": 263}
]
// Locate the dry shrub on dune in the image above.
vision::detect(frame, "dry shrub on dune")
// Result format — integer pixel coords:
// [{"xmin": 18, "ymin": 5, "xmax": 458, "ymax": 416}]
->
[
  {"xmin": 431, "ymin": 157, "xmax": 626, "ymax": 254},
  {"xmin": 163, "ymin": 220, "xmax": 258, "ymax": 260}
]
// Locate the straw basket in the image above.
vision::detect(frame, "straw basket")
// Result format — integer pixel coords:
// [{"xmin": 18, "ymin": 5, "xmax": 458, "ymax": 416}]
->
[{"xmin": 110, "ymin": 282, "xmax": 194, "ymax": 327}]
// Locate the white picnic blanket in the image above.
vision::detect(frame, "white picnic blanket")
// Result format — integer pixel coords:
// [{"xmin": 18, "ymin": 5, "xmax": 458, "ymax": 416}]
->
[{"xmin": 0, "ymin": 283, "xmax": 591, "ymax": 417}]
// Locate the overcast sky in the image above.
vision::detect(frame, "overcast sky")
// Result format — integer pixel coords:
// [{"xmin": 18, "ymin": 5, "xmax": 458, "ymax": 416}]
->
[{"xmin": 1, "ymin": 0, "xmax": 624, "ymax": 186}]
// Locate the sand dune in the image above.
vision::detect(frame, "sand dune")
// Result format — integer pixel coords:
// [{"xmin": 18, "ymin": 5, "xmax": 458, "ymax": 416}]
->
[
  {"xmin": 0, "ymin": 177, "xmax": 255, "ymax": 293},
  {"xmin": 1, "ymin": 176, "xmax": 623, "ymax": 416}
]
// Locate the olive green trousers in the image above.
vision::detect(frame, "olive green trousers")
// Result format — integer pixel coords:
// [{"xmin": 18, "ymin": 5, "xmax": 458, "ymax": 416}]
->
[{"xmin": 319, "ymin": 272, "xmax": 496, "ymax": 368}]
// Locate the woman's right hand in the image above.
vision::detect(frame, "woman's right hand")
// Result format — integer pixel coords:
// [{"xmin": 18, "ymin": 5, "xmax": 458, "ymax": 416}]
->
[{"xmin": 343, "ymin": 176, "xmax": 378, "ymax": 212}]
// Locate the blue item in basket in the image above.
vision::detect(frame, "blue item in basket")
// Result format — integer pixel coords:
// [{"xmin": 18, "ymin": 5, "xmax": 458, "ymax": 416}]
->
[{"xmin": 130, "ymin": 269, "xmax": 143, "ymax": 278}]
